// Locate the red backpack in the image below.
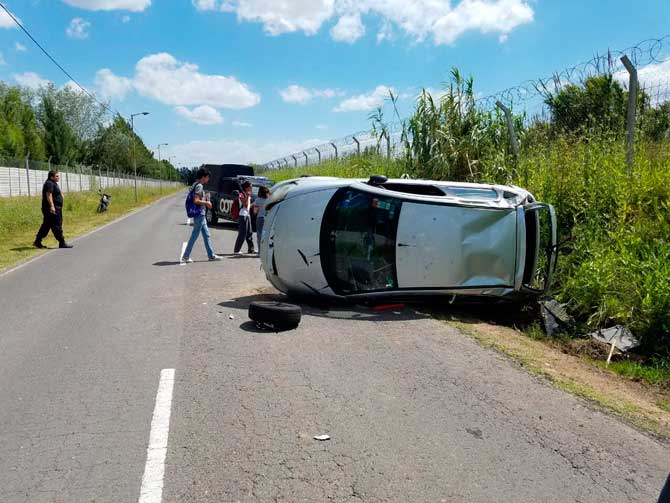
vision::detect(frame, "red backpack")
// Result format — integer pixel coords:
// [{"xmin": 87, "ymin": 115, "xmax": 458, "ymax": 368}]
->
[{"xmin": 231, "ymin": 193, "xmax": 243, "ymax": 219}]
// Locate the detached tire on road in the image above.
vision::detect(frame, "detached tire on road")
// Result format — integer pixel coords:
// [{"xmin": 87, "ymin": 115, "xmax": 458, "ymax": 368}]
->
[{"xmin": 248, "ymin": 301, "xmax": 302, "ymax": 330}]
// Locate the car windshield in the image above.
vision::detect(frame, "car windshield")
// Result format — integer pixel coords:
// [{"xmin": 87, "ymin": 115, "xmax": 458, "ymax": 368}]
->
[{"xmin": 321, "ymin": 188, "xmax": 402, "ymax": 295}]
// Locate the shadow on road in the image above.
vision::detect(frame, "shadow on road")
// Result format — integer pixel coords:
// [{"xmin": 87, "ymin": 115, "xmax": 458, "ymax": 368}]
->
[{"xmin": 219, "ymin": 293, "xmax": 431, "ymax": 324}]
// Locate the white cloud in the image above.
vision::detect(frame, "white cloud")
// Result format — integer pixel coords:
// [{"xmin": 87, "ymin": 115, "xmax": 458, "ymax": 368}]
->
[
  {"xmin": 232, "ymin": 120, "xmax": 252, "ymax": 127},
  {"xmin": 13, "ymin": 72, "xmax": 52, "ymax": 89},
  {"xmin": 280, "ymin": 84, "xmax": 342, "ymax": 104},
  {"xmin": 171, "ymin": 136, "xmax": 327, "ymax": 165},
  {"xmin": 330, "ymin": 13, "xmax": 365, "ymax": 44},
  {"xmin": 0, "ymin": 7, "xmax": 19, "ymax": 28},
  {"xmin": 63, "ymin": 80, "xmax": 90, "ymax": 94},
  {"xmin": 334, "ymin": 85, "xmax": 394, "ymax": 112},
  {"xmin": 61, "ymin": 0, "xmax": 151, "ymax": 11},
  {"xmin": 66, "ymin": 17, "xmax": 91, "ymax": 39},
  {"xmin": 133, "ymin": 53, "xmax": 260, "ymax": 108},
  {"xmin": 175, "ymin": 105, "xmax": 224, "ymax": 125},
  {"xmin": 15, "ymin": 42, "xmax": 27, "ymax": 52},
  {"xmin": 192, "ymin": 0, "xmax": 534, "ymax": 45},
  {"xmin": 279, "ymin": 84, "xmax": 312, "ymax": 105},
  {"xmin": 193, "ymin": 0, "xmax": 335, "ymax": 36},
  {"xmin": 316, "ymin": 124, "xmax": 328, "ymax": 129},
  {"xmin": 95, "ymin": 68, "xmax": 133, "ymax": 100}
]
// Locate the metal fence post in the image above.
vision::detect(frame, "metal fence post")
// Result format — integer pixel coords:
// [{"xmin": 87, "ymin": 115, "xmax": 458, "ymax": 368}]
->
[
  {"xmin": 621, "ymin": 55, "xmax": 638, "ymax": 174},
  {"xmin": 353, "ymin": 135, "xmax": 360, "ymax": 156},
  {"xmin": 331, "ymin": 142, "xmax": 338, "ymax": 162},
  {"xmin": 25, "ymin": 153, "xmax": 31, "ymax": 196},
  {"xmin": 78, "ymin": 165, "xmax": 83, "ymax": 192},
  {"xmin": 291, "ymin": 155, "xmax": 297, "ymax": 168},
  {"xmin": 386, "ymin": 133, "xmax": 391, "ymax": 160},
  {"xmin": 496, "ymin": 100, "xmax": 522, "ymax": 183},
  {"xmin": 303, "ymin": 151, "xmax": 308, "ymax": 167},
  {"xmin": 65, "ymin": 163, "xmax": 70, "ymax": 193},
  {"xmin": 315, "ymin": 148, "xmax": 321, "ymax": 164}
]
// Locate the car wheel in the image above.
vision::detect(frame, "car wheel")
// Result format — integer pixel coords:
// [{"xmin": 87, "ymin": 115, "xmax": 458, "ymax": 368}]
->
[
  {"xmin": 248, "ymin": 301, "xmax": 302, "ymax": 330},
  {"xmin": 206, "ymin": 207, "xmax": 218, "ymax": 225}
]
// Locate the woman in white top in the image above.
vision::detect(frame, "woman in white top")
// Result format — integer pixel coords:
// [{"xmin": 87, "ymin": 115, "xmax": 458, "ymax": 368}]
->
[
  {"xmin": 253, "ymin": 186, "xmax": 270, "ymax": 252},
  {"xmin": 234, "ymin": 181, "xmax": 255, "ymax": 254}
]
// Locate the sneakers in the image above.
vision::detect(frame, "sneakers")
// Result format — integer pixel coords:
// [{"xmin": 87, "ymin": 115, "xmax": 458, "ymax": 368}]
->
[
  {"xmin": 33, "ymin": 241, "xmax": 46, "ymax": 249},
  {"xmin": 208, "ymin": 255, "xmax": 223, "ymax": 261},
  {"xmin": 247, "ymin": 249, "xmax": 256, "ymax": 255},
  {"xmin": 59, "ymin": 242, "xmax": 73, "ymax": 249},
  {"xmin": 180, "ymin": 256, "xmax": 193, "ymax": 263},
  {"xmin": 233, "ymin": 251, "xmax": 242, "ymax": 255}
]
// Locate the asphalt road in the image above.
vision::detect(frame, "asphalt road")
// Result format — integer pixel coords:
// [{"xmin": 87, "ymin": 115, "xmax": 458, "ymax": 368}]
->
[{"xmin": 1, "ymin": 192, "xmax": 668, "ymax": 503}]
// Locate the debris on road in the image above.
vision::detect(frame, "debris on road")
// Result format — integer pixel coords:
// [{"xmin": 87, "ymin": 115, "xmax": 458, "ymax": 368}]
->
[
  {"xmin": 229, "ymin": 314, "xmax": 235, "ymax": 320},
  {"xmin": 373, "ymin": 303, "xmax": 405, "ymax": 311},
  {"xmin": 313, "ymin": 434, "xmax": 331, "ymax": 441}
]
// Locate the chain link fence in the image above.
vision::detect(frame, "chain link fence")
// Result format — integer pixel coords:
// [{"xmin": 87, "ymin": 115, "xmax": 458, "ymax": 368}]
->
[
  {"xmin": 263, "ymin": 36, "xmax": 670, "ymax": 170},
  {"xmin": 0, "ymin": 156, "xmax": 182, "ymax": 197}
]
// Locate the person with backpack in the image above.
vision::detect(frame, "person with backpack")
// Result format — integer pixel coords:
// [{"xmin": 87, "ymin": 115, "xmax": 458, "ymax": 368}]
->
[
  {"xmin": 233, "ymin": 181, "xmax": 255, "ymax": 255},
  {"xmin": 181, "ymin": 167, "xmax": 222, "ymax": 263}
]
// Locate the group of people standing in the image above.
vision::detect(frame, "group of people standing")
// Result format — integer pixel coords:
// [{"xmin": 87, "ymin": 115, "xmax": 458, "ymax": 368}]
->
[{"xmin": 180, "ymin": 167, "xmax": 270, "ymax": 263}]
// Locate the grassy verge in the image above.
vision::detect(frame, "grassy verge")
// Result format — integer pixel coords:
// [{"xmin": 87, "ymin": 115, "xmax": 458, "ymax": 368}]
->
[{"xmin": 0, "ymin": 185, "xmax": 183, "ymax": 272}]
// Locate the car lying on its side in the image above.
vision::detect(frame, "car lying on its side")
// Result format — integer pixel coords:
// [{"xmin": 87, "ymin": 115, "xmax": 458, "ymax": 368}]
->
[{"xmin": 259, "ymin": 175, "xmax": 557, "ymax": 303}]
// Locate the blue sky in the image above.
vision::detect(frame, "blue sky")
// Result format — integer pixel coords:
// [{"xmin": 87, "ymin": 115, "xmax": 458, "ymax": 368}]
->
[{"xmin": 1, "ymin": 0, "xmax": 669, "ymax": 166}]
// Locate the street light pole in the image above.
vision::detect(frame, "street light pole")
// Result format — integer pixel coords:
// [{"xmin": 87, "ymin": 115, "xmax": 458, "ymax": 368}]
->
[
  {"xmin": 130, "ymin": 112, "xmax": 150, "ymax": 202},
  {"xmin": 157, "ymin": 142, "xmax": 168, "ymax": 194}
]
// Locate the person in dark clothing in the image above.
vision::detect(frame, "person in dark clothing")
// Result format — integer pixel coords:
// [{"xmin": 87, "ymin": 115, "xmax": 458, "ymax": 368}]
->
[
  {"xmin": 34, "ymin": 170, "xmax": 73, "ymax": 249},
  {"xmin": 233, "ymin": 181, "xmax": 255, "ymax": 255}
]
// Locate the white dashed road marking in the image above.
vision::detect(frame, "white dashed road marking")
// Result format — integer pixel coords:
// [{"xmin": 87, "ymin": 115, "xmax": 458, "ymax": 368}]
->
[
  {"xmin": 179, "ymin": 242, "xmax": 187, "ymax": 265},
  {"xmin": 138, "ymin": 369, "xmax": 175, "ymax": 503}
]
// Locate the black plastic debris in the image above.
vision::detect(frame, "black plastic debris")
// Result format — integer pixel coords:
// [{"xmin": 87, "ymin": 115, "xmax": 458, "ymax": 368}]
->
[{"xmin": 540, "ymin": 297, "xmax": 572, "ymax": 336}]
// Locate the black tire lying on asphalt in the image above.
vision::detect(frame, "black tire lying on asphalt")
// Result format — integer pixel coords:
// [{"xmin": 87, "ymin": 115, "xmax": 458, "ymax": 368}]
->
[{"xmin": 248, "ymin": 301, "xmax": 302, "ymax": 330}]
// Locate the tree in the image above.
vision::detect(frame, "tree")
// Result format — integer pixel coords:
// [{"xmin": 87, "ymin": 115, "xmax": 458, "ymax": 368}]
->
[
  {"xmin": 40, "ymin": 95, "xmax": 77, "ymax": 165},
  {"xmin": 543, "ymin": 74, "xmax": 627, "ymax": 134},
  {"xmin": 0, "ymin": 86, "xmax": 45, "ymax": 159}
]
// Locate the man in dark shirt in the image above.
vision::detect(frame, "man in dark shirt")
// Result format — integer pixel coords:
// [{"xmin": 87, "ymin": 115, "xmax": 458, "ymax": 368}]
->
[{"xmin": 34, "ymin": 170, "xmax": 73, "ymax": 249}]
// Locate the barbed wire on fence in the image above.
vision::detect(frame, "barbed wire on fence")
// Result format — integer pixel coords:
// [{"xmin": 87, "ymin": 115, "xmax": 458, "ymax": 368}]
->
[{"xmin": 263, "ymin": 35, "xmax": 670, "ymax": 169}]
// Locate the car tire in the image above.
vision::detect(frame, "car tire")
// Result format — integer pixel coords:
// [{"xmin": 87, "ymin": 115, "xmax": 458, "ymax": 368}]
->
[
  {"xmin": 248, "ymin": 301, "xmax": 302, "ymax": 330},
  {"xmin": 206, "ymin": 207, "xmax": 218, "ymax": 225}
]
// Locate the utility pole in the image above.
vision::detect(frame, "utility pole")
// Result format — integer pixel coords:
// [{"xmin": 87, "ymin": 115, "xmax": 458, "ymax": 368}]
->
[
  {"xmin": 157, "ymin": 142, "xmax": 168, "ymax": 194},
  {"xmin": 130, "ymin": 112, "xmax": 150, "ymax": 202}
]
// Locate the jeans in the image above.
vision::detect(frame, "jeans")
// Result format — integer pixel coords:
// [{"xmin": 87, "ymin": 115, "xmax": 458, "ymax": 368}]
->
[
  {"xmin": 183, "ymin": 215, "xmax": 215, "ymax": 258},
  {"xmin": 35, "ymin": 208, "xmax": 65, "ymax": 245},
  {"xmin": 234, "ymin": 215, "xmax": 254, "ymax": 253},
  {"xmin": 256, "ymin": 216, "xmax": 265, "ymax": 251}
]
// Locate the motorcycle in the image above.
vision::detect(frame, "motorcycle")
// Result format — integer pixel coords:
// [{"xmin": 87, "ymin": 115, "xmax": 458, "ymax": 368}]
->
[{"xmin": 97, "ymin": 190, "xmax": 111, "ymax": 213}]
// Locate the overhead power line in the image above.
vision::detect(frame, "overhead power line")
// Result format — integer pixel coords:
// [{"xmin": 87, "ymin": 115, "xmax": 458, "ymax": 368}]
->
[{"xmin": 0, "ymin": 1, "xmax": 117, "ymax": 115}]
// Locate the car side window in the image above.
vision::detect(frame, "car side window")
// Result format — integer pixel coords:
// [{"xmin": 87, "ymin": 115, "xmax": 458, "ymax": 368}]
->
[{"xmin": 321, "ymin": 188, "xmax": 402, "ymax": 295}]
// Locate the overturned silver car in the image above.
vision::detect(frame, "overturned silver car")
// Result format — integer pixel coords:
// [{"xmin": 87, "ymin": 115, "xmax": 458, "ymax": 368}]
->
[{"xmin": 260, "ymin": 175, "xmax": 556, "ymax": 303}]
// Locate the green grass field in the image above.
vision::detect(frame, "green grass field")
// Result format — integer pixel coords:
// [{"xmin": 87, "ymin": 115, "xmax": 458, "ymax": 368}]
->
[{"xmin": 0, "ymin": 185, "xmax": 183, "ymax": 272}]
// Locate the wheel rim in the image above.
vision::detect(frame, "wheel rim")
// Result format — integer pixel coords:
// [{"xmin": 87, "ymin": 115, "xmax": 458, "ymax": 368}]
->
[{"xmin": 206, "ymin": 208, "xmax": 212, "ymax": 223}]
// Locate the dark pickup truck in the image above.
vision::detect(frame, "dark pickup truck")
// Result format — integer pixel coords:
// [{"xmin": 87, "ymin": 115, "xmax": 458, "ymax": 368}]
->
[{"xmin": 200, "ymin": 164, "xmax": 274, "ymax": 225}]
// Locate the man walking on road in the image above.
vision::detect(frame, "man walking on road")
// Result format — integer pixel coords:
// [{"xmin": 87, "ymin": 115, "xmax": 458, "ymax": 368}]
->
[
  {"xmin": 181, "ymin": 167, "xmax": 222, "ymax": 263},
  {"xmin": 34, "ymin": 170, "xmax": 73, "ymax": 249},
  {"xmin": 233, "ymin": 180, "xmax": 255, "ymax": 255}
]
